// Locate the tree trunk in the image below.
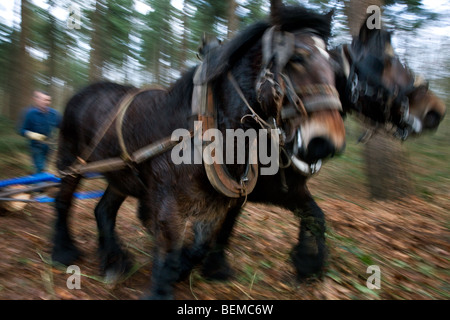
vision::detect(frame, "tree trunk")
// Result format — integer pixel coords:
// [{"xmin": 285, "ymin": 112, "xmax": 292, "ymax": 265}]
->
[
  {"xmin": 363, "ymin": 132, "xmax": 413, "ymax": 199},
  {"xmin": 9, "ymin": 0, "xmax": 33, "ymax": 121},
  {"xmin": 179, "ymin": 0, "xmax": 190, "ymax": 71},
  {"xmin": 344, "ymin": 0, "xmax": 414, "ymax": 200},
  {"xmin": 88, "ymin": 0, "xmax": 105, "ymax": 82},
  {"xmin": 344, "ymin": 0, "xmax": 383, "ymax": 37},
  {"xmin": 47, "ymin": 2, "xmax": 58, "ymax": 99},
  {"xmin": 227, "ymin": 0, "xmax": 238, "ymax": 39}
]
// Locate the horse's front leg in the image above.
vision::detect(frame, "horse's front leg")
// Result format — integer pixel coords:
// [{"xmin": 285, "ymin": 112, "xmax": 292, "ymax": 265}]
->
[
  {"xmin": 144, "ymin": 195, "xmax": 186, "ymax": 300},
  {"xmin": 256, "ymin": 172, "xmax": 328, "ymax": 280},
  {"xmin": 289, "ymin": 194, "xmax": 327, "ymax": 280},
  {"xmin": 199, "ymin": 203, "xmax": 243, "ymax": 280},
  {"xmin": 178, "ymin": 220, "xmax": 214, "ymax": 281},
  {"xmin": 177, "ymin": 202, "xmax": 243, "ymax": 281}
]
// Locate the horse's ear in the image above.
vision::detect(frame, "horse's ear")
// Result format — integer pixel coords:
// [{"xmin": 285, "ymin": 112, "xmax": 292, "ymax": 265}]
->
[
  {"xmin": 325, "ymin": 9, "xmax": 335, "ymax": 23},
  {"xmin": 358, "ymin": 14, "xmax": 374, "ymax": 44},
  {"xmin": 197, "ymin": 35, "xmax": 222, "ymax": 61}
]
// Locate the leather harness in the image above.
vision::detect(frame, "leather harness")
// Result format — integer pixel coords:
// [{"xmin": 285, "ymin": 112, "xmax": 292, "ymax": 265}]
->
[{"xmin": 192, "ymin": 65, "xmax": 259, "ymax": 199}]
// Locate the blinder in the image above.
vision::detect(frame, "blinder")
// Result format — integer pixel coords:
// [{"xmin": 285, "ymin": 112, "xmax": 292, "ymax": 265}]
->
[
  {"xmin": 347, "ymin": 53, "xmax": 392, "ymax": 109},
  {"xmin": 256, "ymin": 26, "xmax": 295, "ymax": 113},
  {"xmin": 261, "ymin": 26, "xmax": 295, "ymax": 71}
]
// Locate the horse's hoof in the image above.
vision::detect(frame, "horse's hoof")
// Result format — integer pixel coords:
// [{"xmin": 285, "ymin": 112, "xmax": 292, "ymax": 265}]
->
[
  {"xmin": 290, "ymin": 241, "xmax": 327, "ymax": 281},
  {"xmin": 201, "ymin": 251, "xmax": 234, "ymax": 281},
  {"xmin": 51, "ymin": 245, "xmax": 82, "ymax": 266},
  {"xmin": 102, "ymin": 255, "xmax": 133, "ymax": 283},
  {"xmin": 201, "ymin": 264, "xmax": 234, "ymax": 281},
  {"xmin": 177, "ymin": 267, "xmax": 193, "ymax": 282},
  {"xmin": 177, "ymin": 249, "xmax": 195, "ymax": 282},
  {"xmin": 202, "ymin": 268, "xmax": 234, "ymax": 281}
]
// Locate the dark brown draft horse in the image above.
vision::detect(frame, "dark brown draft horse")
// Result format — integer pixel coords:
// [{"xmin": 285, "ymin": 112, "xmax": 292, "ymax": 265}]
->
[
  {"xmin": 194, "ymin": 16, "xmax": 446, "ymax": 283},
  {"xmin": 51, "ymin": 6, "xmax": 345, "ymax": 299}
]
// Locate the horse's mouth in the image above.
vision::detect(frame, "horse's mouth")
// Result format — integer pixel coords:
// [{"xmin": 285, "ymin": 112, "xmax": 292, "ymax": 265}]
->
[
  {"xmin": 393, "ymin": 115, "xmax": 423, "ymax": 140},
  {"xmin": 284, "ymin": 129, "xmax": 325, "ymax": 176},
  {"xmin": 291, "ymin": 155, "xmax": 322, "ymax": 176}
]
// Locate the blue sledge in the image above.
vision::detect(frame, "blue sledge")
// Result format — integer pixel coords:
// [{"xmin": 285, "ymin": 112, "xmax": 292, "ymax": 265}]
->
[{"xmin": 0, "ymin": 172, "xmax": 104, "ymax": 204}]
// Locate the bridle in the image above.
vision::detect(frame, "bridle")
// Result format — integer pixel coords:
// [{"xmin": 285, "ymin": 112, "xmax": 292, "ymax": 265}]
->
[
  {"xmin": 193, "ymin": 26, "xmax": 343, "ymax": 199},
  {"xmin": 254, "ymin": 27, "xmax": 342, "ymax": 176},
  {"xmin": 391, "ymin": 74, "xmax": 429, "ymax": 140},
  {"xmin": 256, "ymin": 27, "xmax": 342, "ymax": 122}
]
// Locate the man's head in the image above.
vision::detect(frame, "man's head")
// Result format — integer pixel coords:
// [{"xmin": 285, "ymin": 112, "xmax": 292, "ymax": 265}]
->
[{"xmin": 33, "ymin": 90, "xmax": 51, "ymax": 112}]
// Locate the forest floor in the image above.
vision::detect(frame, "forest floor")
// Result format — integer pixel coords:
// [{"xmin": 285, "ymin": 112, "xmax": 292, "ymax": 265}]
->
[{"xmin": 0, "ymin": 116, "xmax": 448, "ymax": 300}]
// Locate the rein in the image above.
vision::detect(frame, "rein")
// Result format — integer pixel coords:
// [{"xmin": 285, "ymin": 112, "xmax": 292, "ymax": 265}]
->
[{"xmin": 227, "ymin": 72, "xmax": 273, "ymax": 131}]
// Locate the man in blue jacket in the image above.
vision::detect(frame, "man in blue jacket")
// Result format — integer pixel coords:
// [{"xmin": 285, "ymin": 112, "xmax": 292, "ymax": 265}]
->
[{"xmin": 19, "ymin": 90, "xmax": 61, "ymax": 174}]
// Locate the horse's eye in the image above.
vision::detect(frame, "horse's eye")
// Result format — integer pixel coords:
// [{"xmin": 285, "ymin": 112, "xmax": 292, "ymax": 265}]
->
[{"xmin": 291, "ymin": 53, "xmax": 305, "ymax": 64}]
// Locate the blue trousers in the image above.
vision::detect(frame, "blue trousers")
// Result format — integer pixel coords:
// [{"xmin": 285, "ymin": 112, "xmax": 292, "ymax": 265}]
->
[{"xmin": 30, "ymin": 143, "xmax": 50, "ymax": 174}]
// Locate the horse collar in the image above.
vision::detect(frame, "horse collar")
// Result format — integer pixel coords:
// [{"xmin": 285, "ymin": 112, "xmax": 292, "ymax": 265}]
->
[{"xmin": 192, "ymin": 64, "xmax": 259, "ymax": 199}]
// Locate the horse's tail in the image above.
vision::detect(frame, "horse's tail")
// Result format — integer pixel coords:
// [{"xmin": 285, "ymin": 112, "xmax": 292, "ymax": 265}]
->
[{"xmin": 56, "ymin": 88, "xmax": 84, "ymax": 173}]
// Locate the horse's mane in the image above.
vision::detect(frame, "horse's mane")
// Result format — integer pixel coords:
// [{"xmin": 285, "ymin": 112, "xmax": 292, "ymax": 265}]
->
[
  {"xmin": 351, "ymin": 14, "xmax": 392, "ymax": 58},
  {"xmin": 204, "ymin": 5, "xmax": 333, "ymax": 82}
]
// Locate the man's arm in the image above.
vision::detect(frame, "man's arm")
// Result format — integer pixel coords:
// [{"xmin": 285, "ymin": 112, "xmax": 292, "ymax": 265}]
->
[{"xmin": 18, "ymin": 110, "xmax": 46, "ymax": 141}]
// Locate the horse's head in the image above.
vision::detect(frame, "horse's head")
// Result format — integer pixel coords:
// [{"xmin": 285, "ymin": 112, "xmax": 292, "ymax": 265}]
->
[
  {"xmin": 376, "ymin": 56, "xmax": 446, "ymax": 138},
  {"xmin": 203, "ymin": 6, "xmax": 345, "ymax": 177},
  {"xmin": 333, "ymin": 16, "xmax": 446, "ymax": 139},
  {"xmin": 256, "ymin": 7, "xmax": 346, "ymax": 175},
  {"xmin": 337, "ymin": 19, "xmax": 400, "ymax": 122}
]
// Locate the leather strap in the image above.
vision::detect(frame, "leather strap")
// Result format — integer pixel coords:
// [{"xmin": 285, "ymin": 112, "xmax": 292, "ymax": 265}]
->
[
  {"xmin": 116, "ymin": 86, "xmax": 165, "ymax": 163},
  {"xmin": 193, "ymin": 65, "xmax": 259, "ymax": 198}
]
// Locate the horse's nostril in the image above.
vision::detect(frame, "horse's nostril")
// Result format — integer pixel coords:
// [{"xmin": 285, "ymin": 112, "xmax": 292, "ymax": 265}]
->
[
  {"xmin": 304, "ymin": 137, "xmax": 335, "ymax": 164},
  {"xmin": 423, "ymin": 111, "xmax": 442, "ymax": 129}
]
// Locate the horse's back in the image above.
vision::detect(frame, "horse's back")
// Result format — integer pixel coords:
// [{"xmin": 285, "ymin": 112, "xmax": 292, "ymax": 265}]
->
[
  {"xmin": 57, "ymin": 82, "xmax": 169, "ymax": 172},
  {"xmin": 62, "ymin": 82, "xmax": 134, "ymax": 133}
]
